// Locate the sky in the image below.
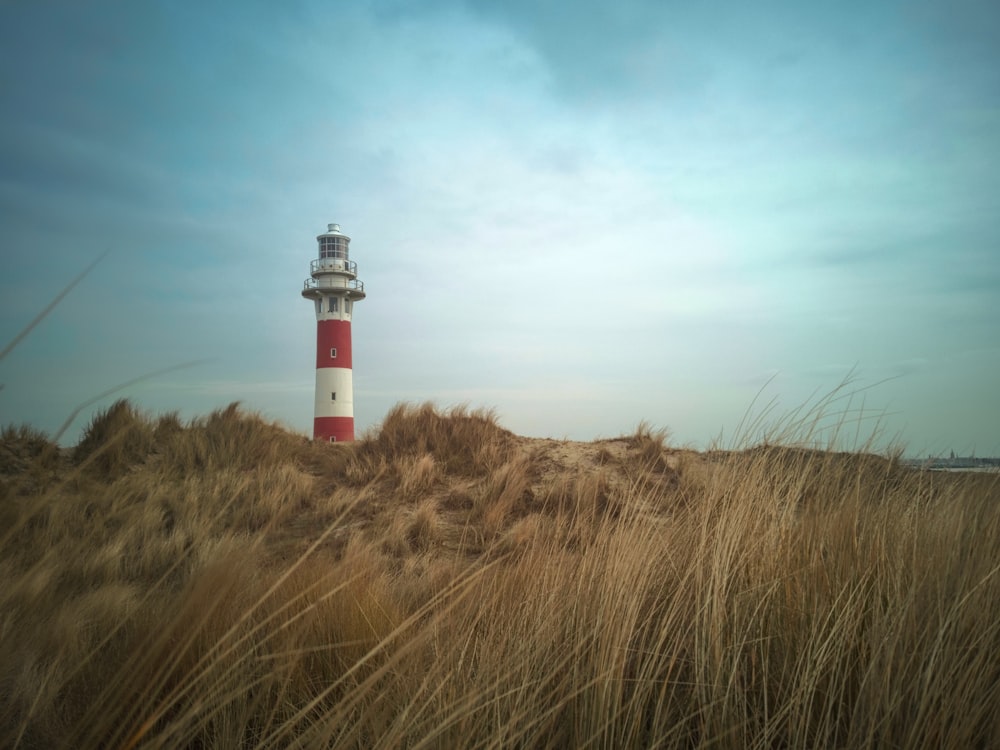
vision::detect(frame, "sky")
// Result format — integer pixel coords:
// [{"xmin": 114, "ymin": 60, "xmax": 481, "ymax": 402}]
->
[{"xmin": 1, "ymin": 0, "xmax": 998, "ymax": 456}]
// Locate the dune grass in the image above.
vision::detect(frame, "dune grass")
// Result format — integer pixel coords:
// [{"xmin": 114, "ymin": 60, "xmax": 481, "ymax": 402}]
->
[{"xmin": 1, "ymin": 400, "xmax": 999, "ymax": 748}]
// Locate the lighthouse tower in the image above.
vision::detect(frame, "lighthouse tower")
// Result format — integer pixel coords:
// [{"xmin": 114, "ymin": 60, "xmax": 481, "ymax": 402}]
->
[{"xmin": 302, "ymin": 223, "xmax": 366, "ymax": 442}]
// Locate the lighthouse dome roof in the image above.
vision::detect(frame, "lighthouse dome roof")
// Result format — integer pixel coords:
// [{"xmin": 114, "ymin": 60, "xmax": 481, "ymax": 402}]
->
[{"xmin": 317, "ymin": 223, "xmax": 350, "ymax": 241}]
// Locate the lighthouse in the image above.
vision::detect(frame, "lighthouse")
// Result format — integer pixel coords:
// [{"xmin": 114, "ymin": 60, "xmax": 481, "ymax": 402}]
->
[{"xmin": 302, "ymin": 223, "xmax": 366, "ymax": 442}]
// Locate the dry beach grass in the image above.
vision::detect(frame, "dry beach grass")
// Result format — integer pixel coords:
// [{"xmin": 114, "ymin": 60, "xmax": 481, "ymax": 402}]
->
[{"xmin": 2, "ymin": 400, "xmax": 1000, "ymax": 748}]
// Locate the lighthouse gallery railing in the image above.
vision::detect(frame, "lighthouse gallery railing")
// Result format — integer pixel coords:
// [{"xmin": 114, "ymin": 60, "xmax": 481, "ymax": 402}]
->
[{"xmin": 303, "ymin": 278, "xmax": 365, "ymax": 293}]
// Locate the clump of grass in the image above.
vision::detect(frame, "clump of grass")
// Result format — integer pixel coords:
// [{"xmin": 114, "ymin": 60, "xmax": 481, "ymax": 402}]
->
[
  {"xmin": 155, "ymin": 402, "xmax": 309, "ymax": 476},
  {"xmin": 356, "ymin": 402, "xmax": 517, "ymax": 477},
  {"xmin": 1, "ymin": 424, "xmax": 58, "ymax": 469},
  {"xmin": 538, "ymin": 470, "xmax": 619, "ymax": 525},
  {"xmin": 1, "ymin": 425, "xmax": 62, "ymax": 501},
  {"xmin": 395, "ymin": 452, "xmax": 441, "ymax": 502},
  {"xmin": 626, "ymin": 420, "xmax": 672, "ymax": 470},
  {"xmin": 73, "ymin": 398, "xmax": 157, "ymax": 479},
  {"xmin": 406, "ymin": 497, "xmax": 442, "ymax": 552},
  {"xmin": 473, "ymin": 452, "xmax": 536, "ymax": 539}
]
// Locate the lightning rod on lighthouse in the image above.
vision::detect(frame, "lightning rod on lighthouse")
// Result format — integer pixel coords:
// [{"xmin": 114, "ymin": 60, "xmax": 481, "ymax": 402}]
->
[{"xmin": 302, "ymin": 223, "xmax": 366, "ymax": 442}]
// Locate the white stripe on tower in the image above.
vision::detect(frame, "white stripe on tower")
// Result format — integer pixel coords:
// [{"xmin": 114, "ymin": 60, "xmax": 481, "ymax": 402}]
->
[
  {"xmin": 301, "ymin": 223, "xmax": 366, "ymax": 442},
  {"xmin": 314, "ymin": 367, "xmax": 353, "ymax": 419}
]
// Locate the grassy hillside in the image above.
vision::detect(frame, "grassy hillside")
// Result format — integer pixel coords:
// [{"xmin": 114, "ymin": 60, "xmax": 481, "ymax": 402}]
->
[{"xmin": 2, "ymin": 401, "xmax": 999, "ymax": 748}]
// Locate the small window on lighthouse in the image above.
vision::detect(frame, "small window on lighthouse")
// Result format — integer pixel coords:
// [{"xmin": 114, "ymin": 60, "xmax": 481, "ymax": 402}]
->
[
  {"xmin": 328, "ymin": 297, "xmax": 338, "ymax": 313},
  {"xmin": 345, "ymin": 300, "xmax": 352, "ymax": 314},
  {"xmin": 330, "ymin": 348, "xmax": 337, "ymax": 359},
  {"xmin": 331, "ymin": 392, "xmax": 336, "ymax": 401},
  {"xmin": 315, "ymin": 300, "xmax": 321, "ymax": 315}
]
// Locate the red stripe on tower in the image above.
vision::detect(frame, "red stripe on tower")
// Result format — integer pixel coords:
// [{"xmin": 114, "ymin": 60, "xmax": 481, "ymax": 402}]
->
[
  {"xmin": 301, "ymin": 223, "xmax": 366, "ymax": 442},
  {"xmin": 316, "ymin": 320, "xmax": 353, "ymax": 369},
  {"xmin": 314, "ymin": 416, "xmax": 356, "ymax": 443}
]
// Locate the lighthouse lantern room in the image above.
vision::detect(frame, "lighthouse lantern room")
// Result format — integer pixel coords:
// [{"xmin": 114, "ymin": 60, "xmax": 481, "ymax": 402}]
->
[{"xmin": 302, "ymin": 223, "xmax": 366, "ymax": 442}]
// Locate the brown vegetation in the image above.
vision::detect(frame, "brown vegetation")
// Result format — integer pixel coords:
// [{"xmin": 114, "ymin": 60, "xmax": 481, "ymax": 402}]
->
[{"xmin": 2, "ymin": 400, "xmax": 999, "ymax": 748}]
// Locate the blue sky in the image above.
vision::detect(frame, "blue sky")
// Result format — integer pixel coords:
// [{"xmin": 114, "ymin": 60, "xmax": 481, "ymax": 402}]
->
[{"xmin": 1, "ymin": 0, "xmax": 998, "ymax": 455}]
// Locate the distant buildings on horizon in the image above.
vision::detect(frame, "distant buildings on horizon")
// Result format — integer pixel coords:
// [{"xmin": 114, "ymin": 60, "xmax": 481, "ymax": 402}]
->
[{"xmin": 902, "ymin": 455, "xmax": 1000, "ymax": 471}]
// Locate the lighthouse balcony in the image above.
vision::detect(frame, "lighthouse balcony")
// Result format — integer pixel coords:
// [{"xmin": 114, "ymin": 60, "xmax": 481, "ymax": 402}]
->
[
  {"xmin": 310, "ymin": 258, "xmax": 357, "ymax": 276},
  {"xmin": 303, "ymin": 277, "xmax": 365, "ymax": 295}
]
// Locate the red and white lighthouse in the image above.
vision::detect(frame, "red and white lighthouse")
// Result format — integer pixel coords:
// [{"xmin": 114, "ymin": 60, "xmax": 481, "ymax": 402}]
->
[{"xmin": 302, "ymin": 223, "xmax": 366, "ymax": 442}]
